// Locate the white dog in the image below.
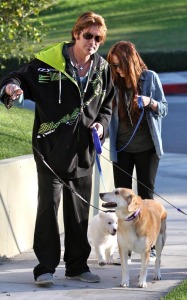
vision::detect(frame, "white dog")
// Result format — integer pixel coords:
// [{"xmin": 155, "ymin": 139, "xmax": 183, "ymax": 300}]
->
[{"xmin": 88, "ymin": 211, "xmax": 118, "ymax": 266}]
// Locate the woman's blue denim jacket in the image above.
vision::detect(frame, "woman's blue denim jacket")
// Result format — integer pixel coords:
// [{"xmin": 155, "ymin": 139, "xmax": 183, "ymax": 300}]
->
[{"xmin": 109, "ymin": 70, "xmax": 168, "ymax": 162}]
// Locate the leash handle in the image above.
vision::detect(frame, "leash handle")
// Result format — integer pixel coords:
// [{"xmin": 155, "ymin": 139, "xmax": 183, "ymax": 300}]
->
[
  {"xmin": 138, "ymin": 96, "xmax": 144, "ymax": 109},
  {"xmin": 96, "ymin": 154, "xmax": 106, "ymax": 191},
  {"xmin": 92, "ymin": 127, "xmax": 106, "ymax": 191}
]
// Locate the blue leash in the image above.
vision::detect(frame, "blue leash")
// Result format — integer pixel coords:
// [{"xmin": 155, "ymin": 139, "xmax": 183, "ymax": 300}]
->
[
  {"xmin": 92, "ymin": 127, "xmax": 106, "ymax": 191},
  {"xmin": 95, "ymin": 153, "xmax": 106, "ymax": 191},
  {"xmin": 92, "ymin": 96, "xmax": 144, "ymax": 191},
  {"xmin": 7, "ymin": 107, "xmax": 187, "ymax": 217},
  {"xmin": 92, "ymin": 98, "xmax": 187, "ymax": 216},
  {"xmin": 116, "ymin": 96, "xmax": 144, "ymax": 153}
]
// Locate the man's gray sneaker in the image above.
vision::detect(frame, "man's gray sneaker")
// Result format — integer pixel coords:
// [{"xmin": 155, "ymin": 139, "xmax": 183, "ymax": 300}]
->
[
  {"xmin": 66, "ymin": 272, "xmax": 100, "ymax": 283},
  {"xmin": 35, "ymin": 273, "xmax": 54, "ymax": 285}
]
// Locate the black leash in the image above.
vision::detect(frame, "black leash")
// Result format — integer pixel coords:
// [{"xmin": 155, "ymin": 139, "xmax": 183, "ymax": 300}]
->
[
  {"xmin": 6, "ymin": 109, "xmax": 109, "ymax": 213},
  {"xmin": 100, "ymin": 153, "xmax": 187, "ymax": 216},
  {"xmin": 5, "ymin": 107, "xmax": 187, "ymax": 217}
]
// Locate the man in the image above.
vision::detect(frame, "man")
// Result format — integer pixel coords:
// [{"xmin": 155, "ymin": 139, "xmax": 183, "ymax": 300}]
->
[{"xmin": 0, "ymin": 11, "xmax": 114, "ymax": 285}]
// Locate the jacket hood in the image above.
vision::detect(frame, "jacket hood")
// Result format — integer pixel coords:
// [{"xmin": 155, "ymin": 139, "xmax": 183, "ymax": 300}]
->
[
  {"xmin": 35, "ymin": 41, "xmax": 72, "ymax": 104},
  {"xmin": 35, "ymin": 41, "xmax": 69, "ymax": 72}
]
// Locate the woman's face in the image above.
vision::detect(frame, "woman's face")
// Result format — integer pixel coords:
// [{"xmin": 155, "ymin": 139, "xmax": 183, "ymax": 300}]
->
[{"xmin": 111, "ymin": 54, "xmax": 125, "ymax": 78}]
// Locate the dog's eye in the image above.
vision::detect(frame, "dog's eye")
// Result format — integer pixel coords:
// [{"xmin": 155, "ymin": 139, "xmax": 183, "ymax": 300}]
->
[
  {"xmin": 108, "ymin": 222, "xmax": 111, "ymax": 225},
  {"xmin": 115, "ymin": 190, "xmax": 119, "ymax": 195}
]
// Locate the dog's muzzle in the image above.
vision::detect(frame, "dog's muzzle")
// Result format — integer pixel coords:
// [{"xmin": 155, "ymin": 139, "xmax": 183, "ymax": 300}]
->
[{"xmin": 100, "ymin": 193, "xmax": 117, "ymax": 208}]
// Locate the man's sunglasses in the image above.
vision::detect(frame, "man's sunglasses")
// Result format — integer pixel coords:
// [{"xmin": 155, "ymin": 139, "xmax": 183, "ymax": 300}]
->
[
  {"xmin": 111, "ymin": 63, "xmax": 121, "ymax": 69},
  {"xmin": 82, "ymin": 31, "xmax": 103, "ymax": 43}
]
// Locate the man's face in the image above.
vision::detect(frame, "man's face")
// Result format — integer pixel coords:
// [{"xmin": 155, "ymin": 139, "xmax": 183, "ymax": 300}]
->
[{"xmin": 74, "ymin": 25, "xmax": 103, "ymax": 56}]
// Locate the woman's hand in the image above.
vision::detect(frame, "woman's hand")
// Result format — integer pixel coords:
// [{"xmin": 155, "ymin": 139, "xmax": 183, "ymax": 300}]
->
[
  {"xmin": 139, "ymin": 95, "xmax": 151, "ymax": 107},
  {"xmin": 136, "ymin": 95, "xmax": 158, "ymax": 111}
]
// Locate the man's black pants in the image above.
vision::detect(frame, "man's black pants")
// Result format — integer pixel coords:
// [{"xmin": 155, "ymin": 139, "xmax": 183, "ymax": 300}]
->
[{"xmin": 33, "ymin": 171, "xmax": 92, "ymax": 280}]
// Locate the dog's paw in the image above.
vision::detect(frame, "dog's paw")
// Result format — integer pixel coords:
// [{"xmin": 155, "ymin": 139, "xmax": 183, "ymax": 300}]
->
[
  {"xmin": 120, "ymin": 281, "xmax": 129, "ymax": 288},
  {"xmin": 153, "ymin": 274, "xmax": 162, "ymax": 280},
  {"xmin": 137, "ymin": 281, "xmax": 147, "ymax": 288},
  {"xmin": 99, "ymin": 261, "xmax": 106, "ymax": 266}
]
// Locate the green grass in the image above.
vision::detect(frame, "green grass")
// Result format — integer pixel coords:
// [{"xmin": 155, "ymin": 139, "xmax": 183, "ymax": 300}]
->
[
  {"xmin": 161, "ymin": 280, "xmax": 187, "ymax": 300},
  {"xmin": 38, "ymin": 0, "xmax": 187, "ymax": 55},
  {"xmin": 0, "ymin": 105, "xmax": 34, "ymax": 160}
]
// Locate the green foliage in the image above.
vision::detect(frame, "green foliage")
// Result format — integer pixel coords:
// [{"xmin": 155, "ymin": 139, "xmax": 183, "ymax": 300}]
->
[
  {"xmin": 0, "ymin": 0, "xmax": 57, "ymax": 65},
  {"xmin": 140, "ymin": 50, "xmax": 187, "ymax": 72},
  {"xmin": 0, "ymin": 0, "xmax": 187, "ymax": 73},
  {"xmin": 161, "ymin": 280, "xmax": 187, "ymax": 300}
]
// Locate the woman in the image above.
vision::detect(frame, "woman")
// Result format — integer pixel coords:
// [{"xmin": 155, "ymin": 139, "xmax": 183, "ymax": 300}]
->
[
  {"xmin": 107, "ymin": 41, "xmax": 168, "ymax": 260},
  {"xmin": 0, "ymin": 12, "xmax": 114, "ymax": 285}
]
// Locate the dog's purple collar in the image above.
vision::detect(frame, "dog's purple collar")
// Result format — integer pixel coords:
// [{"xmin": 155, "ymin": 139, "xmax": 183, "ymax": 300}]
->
[{"xmin": 125, "ymin": 207, "xmax": 141, "ymax": 221}]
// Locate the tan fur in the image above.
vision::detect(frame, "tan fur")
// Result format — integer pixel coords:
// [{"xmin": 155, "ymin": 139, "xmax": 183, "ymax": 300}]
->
[{"xmin": 100, "ymin": 188, "xmax": 167, "ymax": 288}]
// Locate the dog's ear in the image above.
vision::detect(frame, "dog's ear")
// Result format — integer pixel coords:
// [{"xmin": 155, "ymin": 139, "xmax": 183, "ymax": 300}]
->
[{"xmin": 128, "ymin": 195, "xmax": 140, "ymax": 212}]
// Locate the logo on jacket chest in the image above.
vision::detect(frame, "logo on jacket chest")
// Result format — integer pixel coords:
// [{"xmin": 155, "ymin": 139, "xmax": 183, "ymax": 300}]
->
[{"xmin": 37, "ymin": 68, "xmax": 66, "ymax": 83}]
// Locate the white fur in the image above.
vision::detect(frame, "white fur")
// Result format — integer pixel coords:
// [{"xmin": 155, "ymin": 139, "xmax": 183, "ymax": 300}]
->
[{"xmin": 88, "ymin": 211, "xmax": 118, "ymax": 266}]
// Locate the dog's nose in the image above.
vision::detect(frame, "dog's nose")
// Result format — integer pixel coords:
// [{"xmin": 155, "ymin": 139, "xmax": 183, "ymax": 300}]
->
[{"xmin": 111, "ymin": 228, "xmax": 117, "ymax": 236}]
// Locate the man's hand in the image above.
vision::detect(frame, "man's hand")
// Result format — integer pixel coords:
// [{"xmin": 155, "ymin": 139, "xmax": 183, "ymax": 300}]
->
[
  {"xmin": 5, "ymin": 84, "xmax": 23, "ymax": 100},
  {"xmin": 90, "ymin": 123, "xmax": 104, "ymax": 139}
]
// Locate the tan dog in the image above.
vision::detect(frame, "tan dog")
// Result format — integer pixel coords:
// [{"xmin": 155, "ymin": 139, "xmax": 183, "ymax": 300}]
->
[{"xmin": 100, "ymin": 188, "xmax": 167, "ymax": 288}]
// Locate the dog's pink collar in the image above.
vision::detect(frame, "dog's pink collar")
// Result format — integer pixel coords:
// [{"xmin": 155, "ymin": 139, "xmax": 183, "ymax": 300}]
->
[{"xmin": 125, "ymin": 207, "xmax": 141, "ymax": 221}]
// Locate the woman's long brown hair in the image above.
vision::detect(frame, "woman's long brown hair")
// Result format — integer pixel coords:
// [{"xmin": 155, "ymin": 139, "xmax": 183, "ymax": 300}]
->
[{"xmin": 107, "ymin": 41, "xmax": 148, "ymax": 124}]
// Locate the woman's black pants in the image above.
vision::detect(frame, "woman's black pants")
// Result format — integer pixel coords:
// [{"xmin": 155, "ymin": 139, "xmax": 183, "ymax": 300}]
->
[
  {"xmin": 113, "ymin": 148, "xmax": 159, "ymax": 199},
  {"xmin": 33, "ymin": 171, "xmax": 92, "ymax": 280}
]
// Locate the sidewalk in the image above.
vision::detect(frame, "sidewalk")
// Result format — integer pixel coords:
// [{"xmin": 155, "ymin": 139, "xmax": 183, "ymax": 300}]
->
[{"xmin": 0, "ymin": 152, "xmax": 187, "ymax": 300}]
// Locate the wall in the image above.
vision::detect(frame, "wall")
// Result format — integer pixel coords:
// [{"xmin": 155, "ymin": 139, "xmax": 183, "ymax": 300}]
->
[{"xmin": 0, "ymin": 140, "xmax": 137, "ymax": 259}]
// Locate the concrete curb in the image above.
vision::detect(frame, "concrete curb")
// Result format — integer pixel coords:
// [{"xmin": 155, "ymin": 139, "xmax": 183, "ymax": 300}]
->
[
  {"xmin": 163, "ymin": 83, "xmax": 187, "ymax": 95},
  {"xmin": 159, "ymin": 71, "xmax": 187, "ymax": 95}
]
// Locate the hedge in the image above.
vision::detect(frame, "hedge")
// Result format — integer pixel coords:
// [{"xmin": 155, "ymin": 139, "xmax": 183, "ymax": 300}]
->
[
  {"xmin": 0, "ymin": 50, "xmax": 187, "ymax": 78},
  {"xmin": 140, "ymin": 50, "xmax": 187, "ymax": 73}
]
